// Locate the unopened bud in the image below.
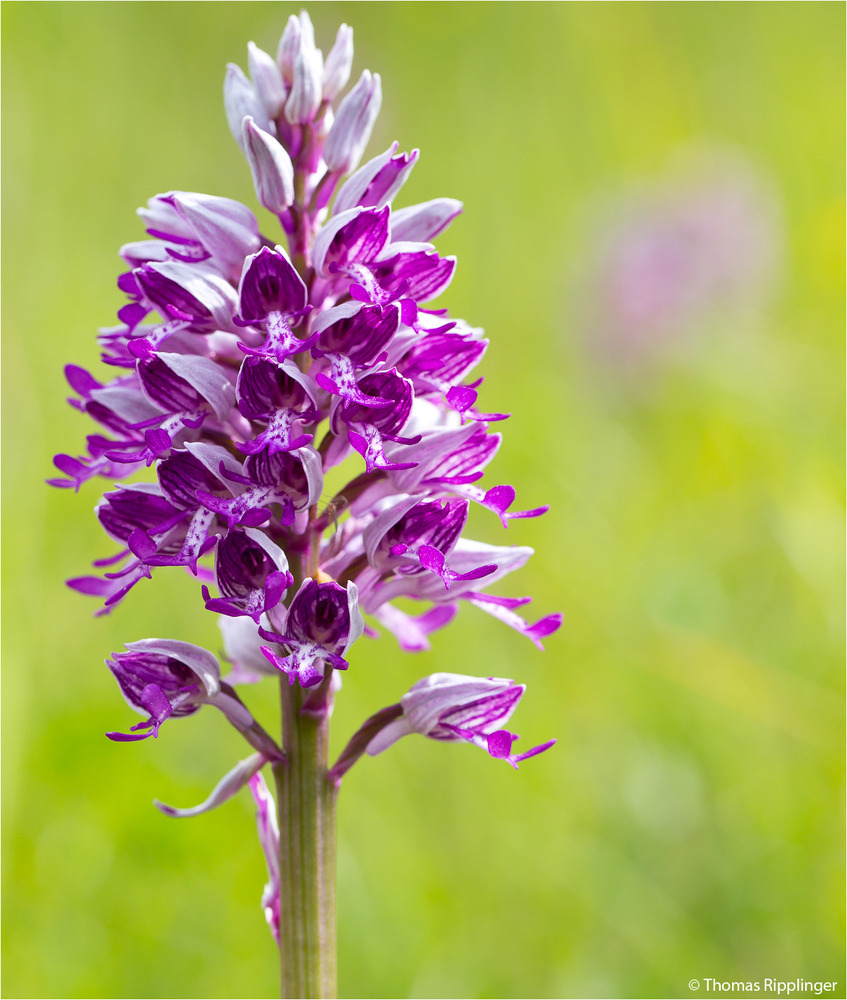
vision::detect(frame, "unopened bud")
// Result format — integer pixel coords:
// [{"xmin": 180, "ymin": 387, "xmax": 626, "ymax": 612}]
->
[
  {"xmin": 322, "ymin": 24, "xmax": 354, "ymax": 101},
  {"xmin": 248, "ymin": 41, "xmax": 286, "ymax": 118},
  {"xmin": 323, "ymin": 70, "xmax": 382, "ymax": 173},
  {"xmin": 284, "ymin": 43, "xmax": 323, "ymax": 124},
  {"xmin": 224, "ymin": 63, "xmax": 271, "ymax": 150},
  {"xmin": 276, "ymin": 15, "xmax": 301, "ymax": 84},
  {"xmin": 242, "ymin": 117, "xmax": 295, "ymax": 214}
]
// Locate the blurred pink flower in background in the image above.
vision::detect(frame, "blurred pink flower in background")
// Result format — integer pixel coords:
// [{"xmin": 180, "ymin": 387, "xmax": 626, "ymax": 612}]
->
[{"xmin": 578, "ymin": 146, "xmax": 782, "ymax": 369}]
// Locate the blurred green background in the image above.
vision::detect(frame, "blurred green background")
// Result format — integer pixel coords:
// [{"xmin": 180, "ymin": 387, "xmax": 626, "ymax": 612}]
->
[{"xmin": 2, "ymin": 3, "xmax": 843, "ymax": 998}]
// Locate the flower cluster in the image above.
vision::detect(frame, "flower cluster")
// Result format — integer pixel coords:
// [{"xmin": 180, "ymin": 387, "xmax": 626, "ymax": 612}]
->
[{"xmin": 53, "ymin": 11, "xmax": 560, "ymax": 939}]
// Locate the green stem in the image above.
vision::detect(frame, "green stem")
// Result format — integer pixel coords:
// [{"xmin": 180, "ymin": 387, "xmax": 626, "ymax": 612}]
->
[{"xmin": 273, "ymin": 680, "xmax": 338, "ymax": 999}]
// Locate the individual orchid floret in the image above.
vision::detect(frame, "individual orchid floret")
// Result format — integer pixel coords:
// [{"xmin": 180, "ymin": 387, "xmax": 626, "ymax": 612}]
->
[
  {"xmin": 362, "ymin": 496, "xmax": 472, "ymax": 577},
  {"xmin": 372, "ymin": 673, "xmax": 555, "ymax": 768},
  {"xmin": 330, "ymin": 369, "xmax": 420, "ymax": 474},
  {"xmin": 235, "ymin": 247, "xmax": 314, "ymax": 362},
  {"xmin": 259, "ymin": 579, "xmax": 364, "ymax": 687},
  {"xmin": 105, "ymin": 638, "xmax": 224, "ymax": 741},
  {"xmin": 201, "ymin": 527, "xmax": 293, "ymax": 622},
  {"xmin": 323, "ymin": 70, "xmax": 382, "ymax": 174},
  {"xmin": 106, "ymin": 638, "xmax": 283, "ymax": 759},
  {"xmin": 330, "ymin": 673, "xmax": 555, "ymax": 778},
  {"xmin": 236, "ymin": 356, "xmax": 320, "ymax": 454}
]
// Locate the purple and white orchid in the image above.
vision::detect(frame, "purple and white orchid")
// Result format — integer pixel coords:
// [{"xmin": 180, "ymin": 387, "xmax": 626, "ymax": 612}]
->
[{"xmin": 53, "ymin": 11, "xmax": 560, "ymax": 996}]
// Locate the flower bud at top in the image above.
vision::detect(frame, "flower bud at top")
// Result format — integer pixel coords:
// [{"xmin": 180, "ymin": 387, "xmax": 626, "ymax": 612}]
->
[
  {"xmin": 322, "ymin": 24, "xmax": 353, "ymax": 101},
  {"xmin": 323, "ymin": 70, "xmax": 382, "ymax": 174},
  {"xmin": 276, "ymin": 14, "xmax": 301, "ymax": 84},
  {"xmin": 248, "ymin": 41, "xmax": 286, "ymax": 118},
  {"xmin": 224, "ymin": 63, "xmax": 272, "ymax": 150},
  {"xmin": 242, "ymin": 117, "xmax": 295, "ymax": 214},
  {"xmin": 283, "ymin": 13, "xmax": 323, "ymax": 125}
]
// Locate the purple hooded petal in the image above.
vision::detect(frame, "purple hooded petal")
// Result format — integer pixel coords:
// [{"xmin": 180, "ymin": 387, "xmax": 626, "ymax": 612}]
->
[
  {"xmin": 399, "ymin": 328, "xmax": 488, "ymax": 393},
  {"xmin": 336, "ymin": 369, "xmax": 414, "ymax": 437},
  {"xmin": 205, "ymin": 527, "xmax": 292, "ymax": 622},
  {"xmin": 97, "ymin": 484, "xmax": 183, "ymax": 543},
  {"xmin": 372, "ymin": 246, "xmax": 457, "ymax": 304},
  {"xmin": 236, "ymin": 246, "xmax": 308, "ymax": 322},
  {"xmin": 312, "ymin": 206, "xmax": 391, "ymax": 276},
  {"xmin": 121, "ymin": 638, "xmax": 222, "ymax": 697},
  {"xmin": 385, "ymin": 420, "xmax": 501, "ymax": 493},
  {"xmin": 236, "ymin": 356, "xmax": 317, "ymax": 420},
  {"xmin": 312, "ymin": 300, "xmax": 400, "ymax": 366},
  {"xmin": 284, "ymin": 579, "xmax": 361, "ymax": 653},
  {"xmin": 157, "ymin": 448, "xmax": 228, "ymax": 510}
]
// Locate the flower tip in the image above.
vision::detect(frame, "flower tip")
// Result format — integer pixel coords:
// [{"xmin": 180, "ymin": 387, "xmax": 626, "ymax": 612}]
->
[
  {"xmin": 525, "ymin": 612, "xmax": 564, "ymax": 649},
  {"xmin": 513, "ymin": 737, "xmax": 557, "ymax": 765}
]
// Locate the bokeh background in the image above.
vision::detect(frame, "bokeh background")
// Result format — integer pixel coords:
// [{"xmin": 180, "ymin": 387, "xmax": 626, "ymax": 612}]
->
[{"xmin": 2, "ymin": 3, "xmax": 843, "ymax": 998}]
